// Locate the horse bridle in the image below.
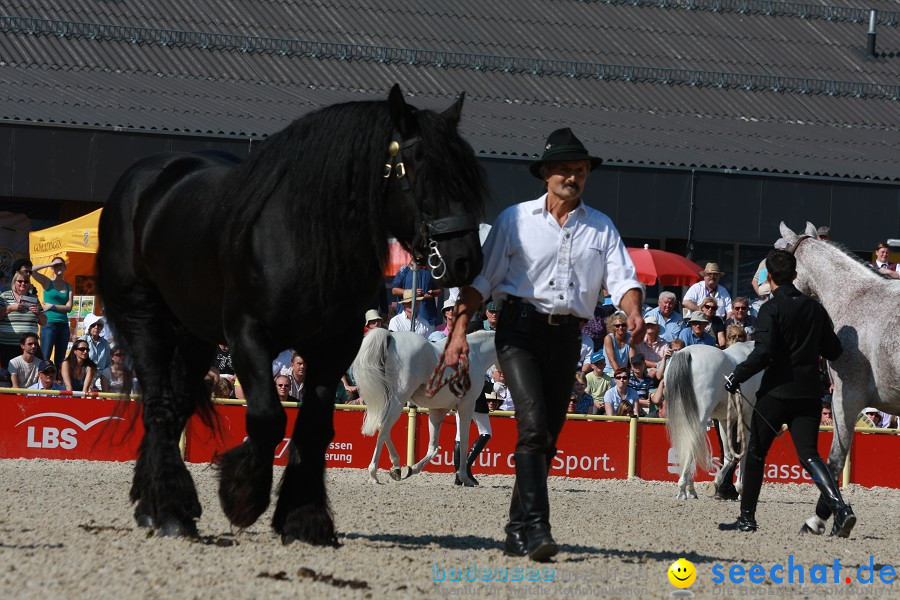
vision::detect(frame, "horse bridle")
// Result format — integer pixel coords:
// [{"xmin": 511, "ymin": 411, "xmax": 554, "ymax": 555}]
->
[
  {"xmin": 383, "ymin": 135, "xmax": 479, "ymax": 280},
  {"xmin": 789, "ymin": 234, "xmax": 813, "ymax": 255}
]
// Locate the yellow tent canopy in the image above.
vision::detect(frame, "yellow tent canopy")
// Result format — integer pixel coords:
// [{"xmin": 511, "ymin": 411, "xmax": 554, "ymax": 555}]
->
[{"xmin": 28, "ymin": 209, "xmax": 101, "ymax": 290}]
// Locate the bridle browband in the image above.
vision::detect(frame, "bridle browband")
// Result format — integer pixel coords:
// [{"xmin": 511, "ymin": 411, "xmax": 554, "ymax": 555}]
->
[{"xmin": 383, "ymin": 135, "xmax": 479, "ymax": 280}]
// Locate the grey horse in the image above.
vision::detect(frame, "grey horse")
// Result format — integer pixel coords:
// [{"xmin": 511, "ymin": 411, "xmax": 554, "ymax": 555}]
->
[{"xmin": 780, "ymin": 221, "xmax": 900, "ymax": 534}]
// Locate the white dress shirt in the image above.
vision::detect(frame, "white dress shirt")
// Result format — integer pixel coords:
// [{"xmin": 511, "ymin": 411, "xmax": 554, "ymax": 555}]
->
[
  {"xmin": 470, "ymin": 195, "xmax": 641, "ymax": 319},
  {"xmin": 388, "ymin": 312, "xmax": 433, "ymax": 338},
  {"xmin": 683, "ymin": 282, "xmax": 732, "ymax": 318}
]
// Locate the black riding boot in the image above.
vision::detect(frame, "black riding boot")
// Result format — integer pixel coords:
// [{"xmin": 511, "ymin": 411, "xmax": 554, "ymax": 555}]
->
[
  {"xmin": 453, "ymin": 442, "xmax": 462, "ymax": 486},
  {"xmin": 464, "ymin": 434, "xmax": 491, "ymax": 487},
  {"xmin": 514, "ymin": 452, "xmax": 557, "ymax": 561},
  {"xmin": 718, "ymin": 509, "xmax": 758, "ymax": 532},
  {"xmin": 503, "ymin": 482, "xmax": 527, "ymax": 557},
  {"xmin": 804, "ymin": 457, "xmax": 856, "ymax": 538}
]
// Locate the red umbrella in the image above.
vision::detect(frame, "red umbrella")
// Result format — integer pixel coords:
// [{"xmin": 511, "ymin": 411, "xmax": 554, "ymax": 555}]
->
[{"xmin": 627, "ymin": 246, "xmax": 703, "ymax": 286}]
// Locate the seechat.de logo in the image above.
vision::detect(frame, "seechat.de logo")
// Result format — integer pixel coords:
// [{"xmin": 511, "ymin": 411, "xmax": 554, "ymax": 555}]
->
[{"xmin": 15, "ymin": 413, "xmax": 123, "ymax": 450}]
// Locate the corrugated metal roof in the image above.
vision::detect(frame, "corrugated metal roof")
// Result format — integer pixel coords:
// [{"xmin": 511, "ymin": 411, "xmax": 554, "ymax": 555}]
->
[{"xmin": 0, "ymin": 0, "xmax": 897, "ymax": 180}]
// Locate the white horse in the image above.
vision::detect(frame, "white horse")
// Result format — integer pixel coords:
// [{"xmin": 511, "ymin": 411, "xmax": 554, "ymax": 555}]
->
[
  {"xmin": 781, "ymin": 222, "xmax": 900, "ymax": 533},
  {"xmin": 665, "ymin": 342, "xmax": 763, "ymax": 500},
  {"xmin": 352, "ymin": 328, "xmax": 497, "ymax": 485}
]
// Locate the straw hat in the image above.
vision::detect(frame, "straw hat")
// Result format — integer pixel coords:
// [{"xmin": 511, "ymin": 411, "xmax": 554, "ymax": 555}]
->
[
  {"xmin": 700, "ymin": 262, "xmax": 725, "ymax": 276},
  {"xmin": 400, "ymin": 289, "xmax": 425, "ymax": 304}
]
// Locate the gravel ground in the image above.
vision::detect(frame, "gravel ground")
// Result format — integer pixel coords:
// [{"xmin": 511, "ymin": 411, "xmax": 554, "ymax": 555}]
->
[{"xmin": 0, "ymin": 459, "xmax": 897, "ymax": 599}]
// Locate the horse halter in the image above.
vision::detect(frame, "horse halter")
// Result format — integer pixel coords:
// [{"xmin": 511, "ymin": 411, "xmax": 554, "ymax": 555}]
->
[
  {"xmin": 384, "ymin": 136, "xmax": 479, "ymax": 280},
  {"xmin": 789, "ymin": 234, "xmax": 813, "ymax": 255}
]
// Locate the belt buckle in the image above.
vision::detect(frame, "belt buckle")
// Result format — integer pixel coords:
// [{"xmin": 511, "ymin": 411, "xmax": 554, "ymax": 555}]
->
[{"xmin": 546, "ymin": 313, "xmax": 561, "ymax": 326}]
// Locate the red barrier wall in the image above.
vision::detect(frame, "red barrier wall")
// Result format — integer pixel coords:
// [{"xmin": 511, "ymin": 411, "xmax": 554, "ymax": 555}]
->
[
  {"xmin": 0, "ymin": 395, "xmax": 142, "ymax": 461},
  {"xmin": 2, "ymin": 395, "xmax": 898, "ymax": 489}
]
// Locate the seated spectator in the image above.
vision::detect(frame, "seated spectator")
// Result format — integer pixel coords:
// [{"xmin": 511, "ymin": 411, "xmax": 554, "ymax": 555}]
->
[
  {"xmin": 650, "ymin": 381, "xmax": 666, "ymax": 418},
  {"xmin": 9, "ymin": 332, "xmax": 40, "ymax": 389},
  {"xmin": 683, "ymin": 263, "xmax": 732, "ymax": 318},
  {"xmin": 275, "ymin": 374, "xmax": 300, "ymax": 404},
  {"xmin": 603, "ymin": 311, "xmax": 634, "ymax": 374},
  {"xmin": 288, "ymin": 352, "xmax": 306, "ymax": 400},
  {"xmin": 604, "ymin": 366, "xmax": 639, "ymax": 417},
  {"xmin": 724, "ymin": 324, "xmax": 748, "ymax": 348},
  {"xmin": 388, "ymin": 289, "xmax": 433, "ymax": 338},
  {"xmin": 81, "ymin": 313, "xmax": 111, "ymax": 374},
  {"xmin": 644, "ymin": 291, "xmax": 684, "ymax": 342},
  {"xmin": 627, "ymin": 353, "xmax": 655, "ymax": 415},
  {"xmin": 107, "ymin": 345, "xmax": 139, "ymax": 394},
  {"xmin": 634, "ymin": 315, "xmax": 666, "ymax": 377},
  {"xmin": 568, "ymin": 372, "xmax": 594, "ymax": 415},
  {"xmin": 585, "ymin": 352, "xmax": 613, "ymax": 414},
  {"xmin": 654, "ymin": 338, "xmax": 685, "ymax": 382},
  {"xmin": 698, "ymin": 298, "xmax": 726, "ymax": 347},
  {"xmin": 211, "ymin": 377, "xmax": 234, "ymax": 400},
  {"xmin": 820, "ymin": 403, "xmax": 833, "ymax": 427},
  {"xmin": 861, "ymin": 407, "xmax": 895, "ymax": 429},
  {"xmin": 578, "ymin": 327, "xmax": 595, "ymax": 372},
  {"xmin": 493, "ymin": 368, "xmax": 514, "ymax": 411},
  {"xmin": 433, "ymin": 299, "xmax": 455, "ymax": 335},
  {"xmin": 724, "ymin": 297, "xmax": 757, "ymax": 339},
  {"xmin": 678, "ymin": 311, "xmax": 717, "ymax": 347},
  {"xmin": 483, "ymin": 301, "xmax": 499, "ymax": 331},
  {"xmin": 364, "ymin": 309, "xmax": 384, "ymax": 334},
  {"xmin": 26, "ymin": 360, "xmax": 65, "ymax": 393},
  {"xmin": 871, "ymin": 242, "xmax": 900, "ymax": 279},
  {"xmin": 61, "ymin": 340, "xmax": 97, "ymax": 394}
]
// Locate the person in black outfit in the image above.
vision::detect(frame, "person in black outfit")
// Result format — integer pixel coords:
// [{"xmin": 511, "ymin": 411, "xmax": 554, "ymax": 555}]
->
[{"xmin": 722, "ymin": 249, "xmax": 854, "ymax": 536}]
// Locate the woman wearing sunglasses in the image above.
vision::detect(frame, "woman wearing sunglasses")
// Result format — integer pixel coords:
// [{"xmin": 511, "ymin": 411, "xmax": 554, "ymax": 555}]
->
[
  {"xmin": 61, "ymin": 341, "xmax": 98, "ymax": 394},
  {"xmin": 0, "ymin": 270, "xmax": 48, "ymax": 365},
  {"xmin": 602, "ymin": 311, "xmax": 634, "ymax": 374},
  {"xmin": 31, "ymin": 257, "xmax": 74, "ymax": 364},
  {"xmin": 603, "ymin": 366, "xmax": 640, "ymax": 417}
]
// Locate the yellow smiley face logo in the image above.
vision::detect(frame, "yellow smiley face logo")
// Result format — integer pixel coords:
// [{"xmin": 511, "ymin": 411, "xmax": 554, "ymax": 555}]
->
[{"xmin": 668, "ymin": 558, "xmax": 697, "ymax": 588}]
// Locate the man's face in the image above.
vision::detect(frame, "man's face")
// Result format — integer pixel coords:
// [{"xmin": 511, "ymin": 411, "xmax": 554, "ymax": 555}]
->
[
  {"xmin": 543, "ymin": 160, "xmax": 589, "ymax": 202},
  {"xmin": 690, "ymin": 322, "xmax": 705, "ymax": 335},
  {"xmin": 20, "ymin": 337, "xmax": 37, "ymax": 357},
  {"xmin": 631, "ymin": 360, "xmax": 645, "ymax": 375},
  {"xmin": 732, "ymin": 302, "xmax": 749, "ymax": 320},
  {"xmin": 658, "ymin": 297, "xmax": 674, "ymax": 317},
  {"xmin": 876, "ymin": 247, "xmax": 889, "ymax": 263},
  {"xmin": 38, "ymin": 370, "xmax": 56, "ymax": 387},
  {"xmin": 291, "ymin": 357, "xmax": 306, "ymax": 381},
  {"xmin": 274, "ymin": 377, "xmax": 291, "ymax": 399},
  {"xmin": 703, "ymin": 272, "xmax": 721, "ymax": 291},
  {"xmin": 591, "ymin": 359, "xmax": 605, "ymax": 373},
  {"xmin": 486, "ymin": 308, "xmax": 498, "ymax": 326},
  {"xmin": 401, "ymin": 302, "xmax": 413, "ymax": 317}
]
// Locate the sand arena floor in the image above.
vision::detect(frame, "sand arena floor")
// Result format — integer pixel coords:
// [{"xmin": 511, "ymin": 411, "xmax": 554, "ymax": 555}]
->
[{"xmin": 0, "ymin": 459, "xmax": 897, "ymax": 599}]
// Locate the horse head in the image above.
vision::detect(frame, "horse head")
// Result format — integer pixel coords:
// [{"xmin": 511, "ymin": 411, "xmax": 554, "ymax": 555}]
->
[
  {"xmin": 779, "ymin": 221, "xmax": 820, "ymax": 297},
  {"xmin": 382, "ymin": 84, "xmax": 486, "ymax": 287}
]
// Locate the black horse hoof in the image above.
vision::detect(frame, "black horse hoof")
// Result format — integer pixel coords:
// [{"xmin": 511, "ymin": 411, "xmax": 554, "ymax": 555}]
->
[
  {"xmin": 390, "ymin": 468, "xmax": 402, "ymax": 481},
  {"xmin": 135, "ymin": 513, "xmax": 154, "ymax": 529},
  {"xmin": 216, "ymin": 444, "xmax": 273, "ymax": 528},
  {"xmin": 157, "ymin": 518, "xmax": 199, "ymax": 538}
]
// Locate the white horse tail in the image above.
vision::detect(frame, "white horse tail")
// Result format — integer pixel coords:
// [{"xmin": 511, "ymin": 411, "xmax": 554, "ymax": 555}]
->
[
  {"xmin": 353, "ymin": 328, "xmax": 396, "ymax": 437},
  {"xmin": 665, "ymin": 350, "xmax": 712, "ymax": 473}
]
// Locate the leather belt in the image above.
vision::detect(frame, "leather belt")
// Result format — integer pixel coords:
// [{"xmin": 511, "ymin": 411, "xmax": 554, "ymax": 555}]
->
[{"xmin": 503, "ymin": 297, "xmax": 585, "ymax": 327}]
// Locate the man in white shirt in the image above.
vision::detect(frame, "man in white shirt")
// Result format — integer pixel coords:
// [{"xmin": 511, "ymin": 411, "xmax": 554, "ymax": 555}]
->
[
  {"xmin": 9, "ymin": 333, "xmax": 40, "ymax": 389},
  {"xmin": 27, "ymin": 360, "xmax": 65, "ymax": 393},
  {"xmin": 388, "ymin": 289, "xmax": 433, "ymax": 338},
  {"xmin": 445, "ymin": 128, "xmax": 644, "ymax": 562},
  {"xmin": 683, "ymin": 262, "xmax": 733, "ymax": 318}
]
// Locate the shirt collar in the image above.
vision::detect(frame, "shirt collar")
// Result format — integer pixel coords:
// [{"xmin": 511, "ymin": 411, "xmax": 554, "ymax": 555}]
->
[{"xmin": 534, "ymin": 194, "xmax": 587, "ymax": 219}]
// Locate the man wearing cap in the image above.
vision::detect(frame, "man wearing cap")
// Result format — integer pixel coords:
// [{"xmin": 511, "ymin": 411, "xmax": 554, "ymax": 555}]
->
[
  {"xmin": 26, "ymin": 360, "xmax": 65, "ymax": 393},
  {"xmin": 391, "ymin": 260, "xmax": 443, "ymax": 326},
  {"xmin": 388, "ymin": 289, "xmax": 433, "ymax": 338},
  {"xmin": 683, "ymin": 262, "xmax": 732, "ymax": 318},
  {"xmin": 722, "ymin": 249, "xmax": 851, "ymax": 537},
  {"xmin": 9, "ymin": 332, "xmax": 41, "ymax": 388},
  {"xmin": 678, "ymin": 311, "xmax": 717, "ymax": 347},
  {"xmin": 816, "ymin": 226, "xmax": 831, "ymax": 241},
  {"xmin": 483, "ymin": 301, "xmax": 499, "ymax": 331},
  {"xmin": 445, "ymin": 127, "xmax": 644, "ymax": 561}
]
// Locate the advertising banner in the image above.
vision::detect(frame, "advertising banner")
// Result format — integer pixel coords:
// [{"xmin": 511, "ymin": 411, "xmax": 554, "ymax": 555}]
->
[{"xmin": 0, "ymin": 395, "xmax": 141, "ymax": 461}]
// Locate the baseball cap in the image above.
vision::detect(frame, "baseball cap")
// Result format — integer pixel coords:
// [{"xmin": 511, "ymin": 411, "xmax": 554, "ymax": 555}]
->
[{"xmin": 38, "ymin": 360, "xmax": 56, "ymax": 373}]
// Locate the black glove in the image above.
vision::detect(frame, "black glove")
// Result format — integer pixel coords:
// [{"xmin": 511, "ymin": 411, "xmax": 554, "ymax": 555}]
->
[{"xmin": 724, "ymin": 372, "xmax": 741, "ymax": 394}]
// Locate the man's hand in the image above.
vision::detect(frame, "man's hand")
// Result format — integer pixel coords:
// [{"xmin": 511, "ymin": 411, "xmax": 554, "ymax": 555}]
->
[
  {"xmin": 724, "ymin": 372, "xmax": 741, "ymax": 394},
  {"xmin": 444, "ymin": 331, "xmax": 470, "ymax": 367},
  {"xmin": 626, "ymin": 311, "xmax": 646, "ymax": 346}
]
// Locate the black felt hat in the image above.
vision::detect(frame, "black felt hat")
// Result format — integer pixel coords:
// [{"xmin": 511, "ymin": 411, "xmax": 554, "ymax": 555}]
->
[{"xmin": 529, "ymin": 128, "xmax": 603, "ymax": 179}]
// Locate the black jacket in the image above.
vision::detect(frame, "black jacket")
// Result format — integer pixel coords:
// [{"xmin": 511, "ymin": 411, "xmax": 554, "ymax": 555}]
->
[{"xmin": 733, "ymin": 283, "xmax": 842, "ymax": 399}]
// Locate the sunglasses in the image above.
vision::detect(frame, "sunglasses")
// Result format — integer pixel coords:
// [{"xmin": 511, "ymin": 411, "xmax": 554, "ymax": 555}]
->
[
  {"xmin": 74, "ymin": 346, "xmax": 88, "ymax": 352},
  {"xmin": 734, "ymin": 306, "xmax": 748, "ymax": 311},
  {"xmin": 613, "ymin": 324, "xmax": 627, "ymax": 328},
  {"xmin": 275, "ymin": 383, "xmax": 290, "ymax": 388},
  {"xmin": 615, "ymin": 376, "xmax": 629, "ymax": 380},
  {"xmin": 702, "ymin": 305, "xmax": 716, "ymax": 309}
]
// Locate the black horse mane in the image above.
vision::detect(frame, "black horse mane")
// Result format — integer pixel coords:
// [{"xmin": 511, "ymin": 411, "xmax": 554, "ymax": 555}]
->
[{"xmin": 221, "ymin": 97, "xmax": 486, "ymax": 299}]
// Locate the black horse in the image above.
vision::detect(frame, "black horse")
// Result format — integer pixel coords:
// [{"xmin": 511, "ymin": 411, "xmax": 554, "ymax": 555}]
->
[{"xmin": 97, "ymin": 85, "xmax": 486, "ymax": 545}]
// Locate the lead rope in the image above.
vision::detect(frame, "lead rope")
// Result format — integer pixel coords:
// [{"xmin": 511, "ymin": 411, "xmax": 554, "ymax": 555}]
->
[
  {"xmin": 724, "ymin": 390, "xmax": 747, "ymax": 462},
  {"xmin": 425, "ymin": 309, "xmax": 470, "ymax": 399}
]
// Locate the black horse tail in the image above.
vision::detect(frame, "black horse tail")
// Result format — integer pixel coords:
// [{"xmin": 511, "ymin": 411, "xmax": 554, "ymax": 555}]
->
[
  {"xmin": 664, "ymin": 350, "xmax": 713, "ymax": 474},
  {"xmin": 353, "ymin": 329, "xmax": 396, "ymax": 437}
]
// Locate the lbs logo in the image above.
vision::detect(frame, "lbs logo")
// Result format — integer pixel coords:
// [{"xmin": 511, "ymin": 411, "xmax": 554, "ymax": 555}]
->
[{"xmin": 15, "ymin": 413, "xmax": 124, "ymax": 449}]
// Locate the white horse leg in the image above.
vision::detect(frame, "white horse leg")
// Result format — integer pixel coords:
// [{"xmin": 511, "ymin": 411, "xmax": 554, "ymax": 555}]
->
[
  {"xmin": 367, "ymin": 430, "xmax": 386, "ymax": 484},
  {"xmin": 411, "ymin": 409, "xmax": 448, "ymax": 475},
  {"xmin": 676, "ymin": 464, "xmax": 697, "ymax": 500}
]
